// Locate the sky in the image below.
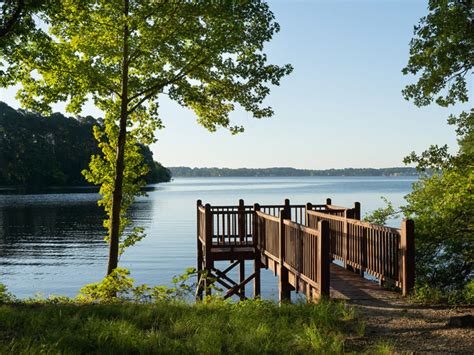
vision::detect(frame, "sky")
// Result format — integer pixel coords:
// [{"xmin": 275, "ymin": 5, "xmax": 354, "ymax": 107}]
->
[{"xmin": 1, "ymin": 0, "xmax": 471, "ymax": 169}]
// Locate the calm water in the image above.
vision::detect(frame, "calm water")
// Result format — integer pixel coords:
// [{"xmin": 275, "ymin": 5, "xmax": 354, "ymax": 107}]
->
[{"xmin": 0, "ymin": 176, "xmax": 416, "ymax": 298}]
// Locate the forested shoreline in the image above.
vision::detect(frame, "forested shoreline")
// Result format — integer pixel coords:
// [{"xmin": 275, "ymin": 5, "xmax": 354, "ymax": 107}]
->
[
  {"xmin": 0, "ymin": 102, "xmax": 171, "ymax": 187},
  {"xmin": 169, "ymin": 166, "xmax": 419, "ymax": 177}
]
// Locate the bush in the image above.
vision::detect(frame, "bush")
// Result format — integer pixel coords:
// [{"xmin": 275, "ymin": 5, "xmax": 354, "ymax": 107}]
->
[
  {"xmin": 76, "ymin": 267, "xmax": 198, "ymax": 303},
  {"xmin": 0, "ymin": 284, "xmax": 14, "ymax": 303}
]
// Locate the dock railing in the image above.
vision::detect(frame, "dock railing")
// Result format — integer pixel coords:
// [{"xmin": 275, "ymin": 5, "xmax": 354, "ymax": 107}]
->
[
  {"xmin": 197, "ymin": 198, "xmax": 414, "ymax": 300},
  {"xmin": 254, "ymin": 208, "xmax": 330, "ymax": 300},
  {"xmin": 307, "ymin": 208, "xmax": 414, "ymax": 296}
]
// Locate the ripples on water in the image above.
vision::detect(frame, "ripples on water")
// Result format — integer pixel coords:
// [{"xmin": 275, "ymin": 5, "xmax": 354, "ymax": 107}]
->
[{"xmin": 0, "ymin": 176, "xmax": 416, "ymax": 298}]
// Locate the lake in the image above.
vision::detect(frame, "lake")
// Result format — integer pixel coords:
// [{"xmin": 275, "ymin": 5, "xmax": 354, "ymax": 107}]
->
[{"xmin": 0, "ymin": 176, "xmax": 416, "ymax": 298}]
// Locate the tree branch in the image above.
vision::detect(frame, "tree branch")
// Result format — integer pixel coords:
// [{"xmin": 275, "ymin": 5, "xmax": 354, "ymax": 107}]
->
[
  {"xmin": 0, "ymin": 0, "xmax": 25, "ymax": 39},
  {"xmin": 127, "ymin": 56, "xmax": 207, "ymax": 114}
]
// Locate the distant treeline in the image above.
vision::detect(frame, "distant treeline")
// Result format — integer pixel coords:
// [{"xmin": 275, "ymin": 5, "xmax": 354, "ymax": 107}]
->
[
  {"xmin": 169, "ymin": 166, "xmax": 419, "ymax": 177},
  {"xmin": 0, "ymin": 102, "xmax": 171, "ymax": 187}
]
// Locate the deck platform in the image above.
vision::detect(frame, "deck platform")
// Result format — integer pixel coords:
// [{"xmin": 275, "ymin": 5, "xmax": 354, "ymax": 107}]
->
[{"xmin": 196, "ymin": 199, "xmax": 414, "ymax": 303}]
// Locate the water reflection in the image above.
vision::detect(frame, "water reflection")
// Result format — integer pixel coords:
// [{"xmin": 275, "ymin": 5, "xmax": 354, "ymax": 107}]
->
[{"xmin": 0, "ymin": 191, "xmax": 154, "ymax": 296}]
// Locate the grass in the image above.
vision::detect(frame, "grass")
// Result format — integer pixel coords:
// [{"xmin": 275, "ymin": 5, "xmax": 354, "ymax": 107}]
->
[
  {"xmin": 368, "ymin": 340, "xmax": 396, "ymax": 354},
  {"xmin": 0, "ymin": 299, "xmax": 362, "ymax": 354}
]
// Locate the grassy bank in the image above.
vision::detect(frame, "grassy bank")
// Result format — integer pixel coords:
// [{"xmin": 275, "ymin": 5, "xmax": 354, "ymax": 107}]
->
[{"xmin": 0, "ymin": 299, "xmax": 364, "ymax": 354}]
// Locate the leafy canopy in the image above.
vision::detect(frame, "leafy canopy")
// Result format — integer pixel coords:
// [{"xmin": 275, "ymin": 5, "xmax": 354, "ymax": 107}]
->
[
  {"xmin": 0, "ymin": 0, "xmax": 45, "ymax": 41},
  {"xmin": 1, "ymin": 0, "xmax": 292, "ymax": 133},
  {"xmin": 402, "ymin": 0, "xmax": 473, "ymax": 107}
]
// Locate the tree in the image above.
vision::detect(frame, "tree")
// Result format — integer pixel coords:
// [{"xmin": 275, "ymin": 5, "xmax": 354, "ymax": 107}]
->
[
  {"xmin": 1, "ymin": 0, "xmax": 27, "ymax": 39},
  {"xmin": 0, "ymin": 101, "xmax": 170, "ymax": 187},
  {"xmin": 402, "ymin": 0, "xmax": 473, "ymax": 108},
  {"xmin": 402, "ymin": 0, "xmax": 473, "ymax": 295},
  {"xmin": 0, "ymin": 0, "xmax": 45, "ymax": 41},
  {"xmin": 402, "ymin": 115, "xmax": 473, "ymax": 292},
  {"xmin": 1, "ymin": 1, "xmax": 292, "ymax": 275}
]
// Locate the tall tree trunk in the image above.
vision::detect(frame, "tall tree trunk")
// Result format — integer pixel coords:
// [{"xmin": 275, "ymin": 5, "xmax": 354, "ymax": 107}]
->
[{"xmin": 107, "ymin": 0, "xmax": 129, "ymax": 275}]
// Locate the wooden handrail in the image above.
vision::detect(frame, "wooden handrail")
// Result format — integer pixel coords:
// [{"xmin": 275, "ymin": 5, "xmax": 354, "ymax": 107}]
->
[
  {"xmin": 308, "ymin": 209, "xmax": 401, "ymax": 233},
  {"xmin": 307, "ymin": 209, "xmax": 346, "ymax": 222},
  {"xmin": 255, "ymin": 210, "xmax": 280, "ymax": 223},
  {"xmin": 283, "ymin": 219, "xmax": 320, "ymax": 236},
  {"xmin": 197, "ymin": 199, "xmax": 414, "ymax": 301}
]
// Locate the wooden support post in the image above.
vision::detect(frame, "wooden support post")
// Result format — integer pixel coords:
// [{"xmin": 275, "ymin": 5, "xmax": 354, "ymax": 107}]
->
[
  {"xmin": 204, "ymin": 203, "xmax": 212, "ymax": 296},
  {"xmin": 196, "ymin": 200, "xmax": 203, "ymax": 301},
  {"xmin": 240, "ymin": 260, "xmax": 245, "ymax": 300},
  {"xmin": 253, "ymin": 258, "xmax": 261, "ymax": 298},
  {"xmin": 401, "ymin": 219, "xmax": 415, "ymax": 296},
  {"xmin": 318, "ymin": 220, "xmax": 330, "ymax": 298},
  {"xmin": 326, "ymin": 198, "xmax": 332, "ymax": 206},
  {"xmin": 278, "ymin": 208, "xmax": 291, "ymax": 303},
  {"xmin": 253, "ymin": 203, "xmax": 261, "ymax": 298},
  {"xmin": 305, "ymin": 202, "xmax": 313, "ymax": 227}
]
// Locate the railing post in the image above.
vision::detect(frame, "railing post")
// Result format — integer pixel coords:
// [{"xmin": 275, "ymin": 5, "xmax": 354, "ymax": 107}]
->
[
  {"xmin": 305, "ymin": 202, "xmax": 313, "ymax": 227},
  {"xmin": 360, "ymin": 226, "xmax": 367, "ymax": 277},
  {"xmin": 357, "ymin": 201, "xmax": 366, "ymax": 277},
  {"xmin": 253, "ymin": 203, "xmax": 260, "ymax": 247},
  {"xmin": 284, "ymin": 198, "xmax": 291, "ymax": 219},
  {"xmin": 318, "ymin": 220, "xmax": 330, "ymax": 298},
  {"xmin": 278, "ymin": 208, "xmax": 291, "ymax": 303},
  {"xmin": 343, "ymin": 209, "xmax": 350, "ymax": 271},
  {"xmin": 204, "ymin": 203, "xmax": 213, "ymax": 296},
  {"xmin": 238, "ymin": 199, "xmax": 245, "ymax": 243},
  {"xmin": 196, "ymin": 200, "xmax": 203, "ymax": 301},
  {"xmin": 353, "ymin": 202, "xmax": 361, "ymax": 220},
  {"xmin": 401, "ymin": 219, "xmax": 415, "ymax": 296},
  {"xmin": 362, "ymin": 202, "xmax": 368, "ymax": 277}
]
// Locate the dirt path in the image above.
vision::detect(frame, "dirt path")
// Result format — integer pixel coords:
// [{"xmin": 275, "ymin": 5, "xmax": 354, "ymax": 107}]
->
[
  {"xmin": 348, "ymin": 290, "xmax": 473, "ymax": 353},
  {"xmin": 328, "ymin": 264, "xmax": 473, "ymax": 353}
]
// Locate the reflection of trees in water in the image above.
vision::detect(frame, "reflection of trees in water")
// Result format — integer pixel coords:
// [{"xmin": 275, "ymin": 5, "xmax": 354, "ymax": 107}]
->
[{"xmin": 0, "ymin": 197, "xmax": 154, "ymax": 261}]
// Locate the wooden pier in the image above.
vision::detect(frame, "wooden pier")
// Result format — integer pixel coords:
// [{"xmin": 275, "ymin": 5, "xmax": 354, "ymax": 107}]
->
[{"xmin": 196, "ymin": 199, "xmax": 414, "ymax": 303}]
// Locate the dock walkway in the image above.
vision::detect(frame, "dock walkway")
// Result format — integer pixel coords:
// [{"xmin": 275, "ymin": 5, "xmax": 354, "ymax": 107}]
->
[{"xmin": 196, "ymin": 199, "xmax": 414, "ymax": 303}]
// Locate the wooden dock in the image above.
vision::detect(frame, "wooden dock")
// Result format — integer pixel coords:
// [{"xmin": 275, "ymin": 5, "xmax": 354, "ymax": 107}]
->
[{"xmin": 196, "ymin": 199, "xmax": 414, "ymax": 303}]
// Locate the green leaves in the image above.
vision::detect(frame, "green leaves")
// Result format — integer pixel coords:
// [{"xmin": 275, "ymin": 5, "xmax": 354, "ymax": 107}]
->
[
  {"xmin": 77, "ymin": 267, "xmax": 200, "ymax": 303},
  {"xmin": 363, "ymin": 197, "xmax": 399, "ymax": 225},
  {"xmin": 82, "ymin": 115, "xmax": 151, "ymax": 244},
  {"xmin": 2, "ymin": 1, "xmax": 292, "ymax": 134},
  {"xmin": 402, "ymin": 164, "xmax": 473, "ymax": 290},
  {"xmin": 402, "ymin": 0, "xmax": 473, "ymax": 108}
]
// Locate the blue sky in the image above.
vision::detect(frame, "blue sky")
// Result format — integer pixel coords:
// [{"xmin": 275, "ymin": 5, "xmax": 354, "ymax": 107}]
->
[{"xmin": 1, "ymin": 0, "xmax": 471, "ymax": 169}]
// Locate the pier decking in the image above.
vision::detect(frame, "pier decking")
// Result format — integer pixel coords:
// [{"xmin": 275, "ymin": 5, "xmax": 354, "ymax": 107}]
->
[{"xmin": 196, "ymin": 199, "xmax": 414, "ymax": 303}]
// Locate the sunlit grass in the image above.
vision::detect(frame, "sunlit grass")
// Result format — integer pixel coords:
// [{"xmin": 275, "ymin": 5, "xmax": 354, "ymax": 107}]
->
[{"xmin": 0, "ymin": 299, "xmax": 361, "ymax": 354}]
